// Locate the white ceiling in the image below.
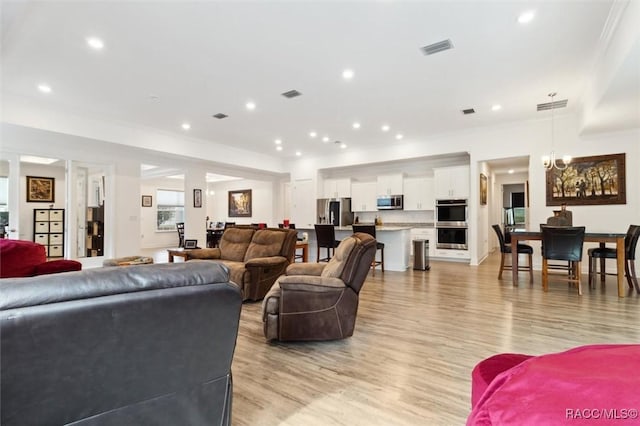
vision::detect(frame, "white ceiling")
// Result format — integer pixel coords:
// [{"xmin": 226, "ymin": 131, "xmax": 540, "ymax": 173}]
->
[{"xmin": 1, "ymin": 0, "xmax": 635, "ymax": 161}]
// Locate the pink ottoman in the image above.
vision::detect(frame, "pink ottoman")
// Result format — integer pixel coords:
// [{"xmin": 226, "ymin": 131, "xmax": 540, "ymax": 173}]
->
[{"xmin": 471, "ymin": 353, "xmax": 533, "ymax": 408}]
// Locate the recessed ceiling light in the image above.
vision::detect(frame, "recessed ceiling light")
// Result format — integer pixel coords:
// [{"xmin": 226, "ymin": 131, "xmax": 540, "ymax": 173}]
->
[
  {"xmin": 518, "ymin": 10, "xmax": 535, "ymax": 24},
  {"xmin": 38, "ymin": 84, "xmax": 52, "ymax": 93},
  {"xmin": 342, "ymin": 69, "xmax": 354, "ymax": 80},
  {"xmin": 245, "ymin": 101, "xmax": 256, "ymax": 110},
  {"xmin": 181, "ymin": 123, "xmax": 191, "ymax": 130},
  {"xmin": 322, "ymin": 136, "xmax": 330, "ymax": 143},
  {"xmin": 276, "ymin": 146, "xmax": 283, "ymax": 151},
  {"xmin": 492, "ymin": 104, "xmax": 502, "ymax": 111},
  {"xmin": 309, "ymin": 131, "xmax": 317, "ymax": 138},
  {"xmin": 508, "ymin": 169, "xmax": 515, "ymax": 174},
  {"xmin": 86, "ymin": 37, "xmax": 104, "ymax": 50},
  {"xmin": 395, "ymin": 133, "xmax": 404, "ymax": 140},
  {"xmin": 274, "ymin": 139, "xmax": 282, "ymax": 145},
  {"xmin": 20, "ymin": 155, "xmax": 58, "ymax": 165},
  {"xmin": 340, "ymin": 143, "xmax": 347, "ymax": 149},
  {"xmin": 352, "ymin": 122, "xmax": 361, "ymax": 129},
  {"xmin": 295, "ymin": 151, "xmax": 302, "ymax": 157},
  {"xmin": 381, "ymin": 124, "xmax": 390, "ymax": 132}
]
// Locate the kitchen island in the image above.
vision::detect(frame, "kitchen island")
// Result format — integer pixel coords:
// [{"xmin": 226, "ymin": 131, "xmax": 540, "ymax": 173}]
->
[{"xmin": 300, "ymin": 225, "xmax": 411, "ymax": 271}]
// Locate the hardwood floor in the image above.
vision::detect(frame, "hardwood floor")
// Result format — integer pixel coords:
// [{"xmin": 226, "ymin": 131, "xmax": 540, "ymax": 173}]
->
[{"xmin": 144, "ymin": 249, "xmax": 640, "ymax": 425}]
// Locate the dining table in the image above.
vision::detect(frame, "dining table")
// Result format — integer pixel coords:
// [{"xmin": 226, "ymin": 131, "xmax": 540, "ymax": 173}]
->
[{"xmin": 509, "ymin": 229, "xmax": 628, "ymax": 297}]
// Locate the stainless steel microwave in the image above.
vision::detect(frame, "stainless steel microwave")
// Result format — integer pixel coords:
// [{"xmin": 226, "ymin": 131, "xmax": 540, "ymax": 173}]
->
[{"xmin": 377, "ymin": 195, "xmax": 403, "ymax": 210}]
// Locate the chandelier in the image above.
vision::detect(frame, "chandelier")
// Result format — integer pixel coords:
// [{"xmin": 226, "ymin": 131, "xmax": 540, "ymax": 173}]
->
[{"xmin": 541, "ymin": 92, "xmax": 571, "ymax": 170}]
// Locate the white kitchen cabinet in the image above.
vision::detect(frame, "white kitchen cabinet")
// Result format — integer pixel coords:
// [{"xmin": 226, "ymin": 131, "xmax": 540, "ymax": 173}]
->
[
  {"xmin": 434, "ymin": 248, "xmax": 470, "ymax": 260},
  {"xmin": 434, "ymin": 166, "xmax": 469, "ymax": 199},
  {"xmin": 410, "ymin": 227, "xmax": 435, "ymax": 257},
  {"xmin": 376, "ymin": 174, "xmax": 403, "ymax": 196},
  {"xmin": 322, "ymin": 178, "xmax": 351, "ymax": 198},
  {"xmin": 403, "ymin": 177, "xmax": 435, "ymax": 210},
  {"xmin": 351, "ymin": 182, "xmax": 377, "ymax": 212}
]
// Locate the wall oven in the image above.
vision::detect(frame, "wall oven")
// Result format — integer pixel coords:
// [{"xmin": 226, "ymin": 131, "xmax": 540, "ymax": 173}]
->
[{"xmin": 436, "ymin": 199, "xmax": 468, "ymax": 249}]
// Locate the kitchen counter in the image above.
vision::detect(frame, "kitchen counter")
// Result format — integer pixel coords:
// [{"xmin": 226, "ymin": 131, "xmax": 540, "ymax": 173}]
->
[
  {"xmin": 300, "ymin": 225, "xmax": 411, "ymax": 271},
  {"xmin": 336, "ymin": 225, "xmax": 411, "ymax": 231}
]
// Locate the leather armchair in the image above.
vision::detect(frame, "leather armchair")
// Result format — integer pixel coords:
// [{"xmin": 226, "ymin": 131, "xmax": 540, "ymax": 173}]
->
[
  {"xmin": 187, "ymin": 227, "xmax": 297, "ymax": 301},
  {"xmin": 262, "ymin": 233, "xmax": 377, "ymax": 341},
  {"xmin": 0, "ymin": 262, "xmax": 242, "ymax": 426}
]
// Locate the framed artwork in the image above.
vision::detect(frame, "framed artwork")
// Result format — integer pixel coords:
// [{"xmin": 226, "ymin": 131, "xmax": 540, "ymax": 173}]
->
[
  {"xmin": 26, "ymin": 176, "xmax": 55, "ymax": 203},
  {"xmin": 193, "ymin": 188, "xmax": 202, "ymax": 208},
  {"xmin": 141, "ymin": 195, "xmax": 152, "ymax": 207},
  {"xmin": 546, "ymin": 153, "xmax": 626, "ymax": 206},
  {"xmin": 228, "ymin": 189, "xmax": 252, "ymax": 217},
  {"xmin": 479, "ymin": 173, "xmax": 487, "ymax": 205},
  {"xmin": 184, "ymin": 239, "xmax": 198, "ymax": 249}
]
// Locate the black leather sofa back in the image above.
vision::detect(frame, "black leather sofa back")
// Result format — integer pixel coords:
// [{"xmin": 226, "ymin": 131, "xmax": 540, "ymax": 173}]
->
[{"xmin": 1, "ymin": 262, "xmax": 242, "ymax": 426}]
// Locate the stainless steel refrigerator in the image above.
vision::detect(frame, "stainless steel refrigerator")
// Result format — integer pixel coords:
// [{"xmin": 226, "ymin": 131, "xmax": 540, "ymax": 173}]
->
[{"xmin": 316, "ymin": 198, "xmax": 354, "ymax": 227}]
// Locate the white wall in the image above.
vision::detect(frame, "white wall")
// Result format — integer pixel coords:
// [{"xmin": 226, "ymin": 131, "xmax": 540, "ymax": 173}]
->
[
  {"xmin": 140, "ymin": 177, "xmax": 184, "ymax": 249},
  {"xmin": 207, "ymin": 179, "xmax": 279, "ymax": 227},
  {"xmin": 19, "ymin": 163, "xmax": 66, "ymax": 241}
]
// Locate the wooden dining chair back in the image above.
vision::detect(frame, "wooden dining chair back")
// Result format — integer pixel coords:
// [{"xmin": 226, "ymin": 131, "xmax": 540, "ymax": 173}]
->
[
  {"xmin": 314, "ymin": 224, "xmax": 340, "ymax": 262},
  {"xmin": 352, "ymin": 224, "xmax": 384, "ymax": 275},
  {"xmin": 541, "ymin": 225, "xmax": 586, "ymax": 295},
  {"xmin": 588, "ymin": 225, "xmax": 640, "ymax": 292},
  {"xmin": 176, "ymin": 222, "xmax": 185, "ymax": 248},
  {"xmin": 492, "ymin": 225, "xmax": 533, "ymax": 283}
]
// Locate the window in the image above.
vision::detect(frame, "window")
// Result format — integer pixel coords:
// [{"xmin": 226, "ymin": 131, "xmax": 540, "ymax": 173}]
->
[{"xmin": 157, "ymin": 189, "xmax": 184, "ymax": 231}]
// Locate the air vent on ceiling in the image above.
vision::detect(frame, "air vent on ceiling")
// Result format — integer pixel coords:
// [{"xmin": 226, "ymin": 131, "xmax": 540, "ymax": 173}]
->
[
  {"xmin": 282, "ymin": 89, "xmax": 302, "ymax": 98},
  {"xmin": 462, "ymin": 108, "xmax": 476, "ymax": 115},
  {"xmin": 212, "ymin": 113, "xmax": 228, "ymax": 119},
  {"xmin": 421, "ymin": 39, "xmax": 454, "ymax": 55},
  {"xmin": 537, "ymin": 99, "xmax": 568, "ymax": 111}
]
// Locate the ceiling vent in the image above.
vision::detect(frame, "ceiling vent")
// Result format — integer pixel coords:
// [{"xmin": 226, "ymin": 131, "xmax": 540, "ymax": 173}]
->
[
  {"xmin": 281, "ymin": 89, "xmax": 302, "ymax": 98},
  {"xmin": 421, "ymin": 39, "xmax": 454, "ymax": 55},
  {"xmin": 462, "ymin": 108, "xmax": 475, "ymax": 115},
  {"xmin": 537, "ymin": 99, "xmax": 568, "ymax": 111},
  {"xmin": 212, "ymin": 113, "xmax": 228, "ymax": 119}
]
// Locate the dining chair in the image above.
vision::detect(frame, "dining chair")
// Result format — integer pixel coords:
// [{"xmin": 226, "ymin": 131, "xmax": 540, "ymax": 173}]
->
[
  {"xmin": 352, "ymin": 224, "xmax": 384, "ymax": 275},
  {"xmin": 176, "ymin": 222, "xmax": 185, "ymax": 248},
  {"xmin": 314, "ymin": 224, "xmax": 340, "ymax": 262},
  {"xmin": 491, "ymin": 225, "xmax": 533, "ymax": 283},
  {"xmin": 588, "ymin": 225, "xmax": 640, "ymax": 292},
  {"xmin": 541, "ymin": 225, "xmax": 586, "ymax": 295},
  {"xmin": 223, "ymin": 222, "xmax": 235, "ymax": 229}
]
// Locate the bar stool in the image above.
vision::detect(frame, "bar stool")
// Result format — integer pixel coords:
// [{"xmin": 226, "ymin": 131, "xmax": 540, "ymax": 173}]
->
[
  {"xmin": 314, "ymin": 224, "xmax": 340, "ymax": 262},
  {"xmin": 352, "ymin": 224, "xmax": 384, "ymax": 275}
]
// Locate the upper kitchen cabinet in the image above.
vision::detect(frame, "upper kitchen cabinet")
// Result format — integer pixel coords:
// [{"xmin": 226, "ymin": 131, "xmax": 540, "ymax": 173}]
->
[
  {"xmin": 351, "ymin": 181, "xmax": 377, "ymax": 212},
  {"xmin": 434, "ymin": 166, "xmax": 470, "ymax": 199},
  {"xmin": 403, "ymin": 177, "xmax": 435, "ymax": 210},
  {"xmin": 322, "ymin": 178, "xmax": 351, "ymax": 199},
  {"xmin": 376, "ymin": 174, "xmax": 403, "ymax": 196}
]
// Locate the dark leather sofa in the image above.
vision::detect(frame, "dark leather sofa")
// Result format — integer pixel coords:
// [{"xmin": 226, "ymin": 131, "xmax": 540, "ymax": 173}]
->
[{"xmin": 0, "ymin": 262, "xmax": 242, "ymax": 426}]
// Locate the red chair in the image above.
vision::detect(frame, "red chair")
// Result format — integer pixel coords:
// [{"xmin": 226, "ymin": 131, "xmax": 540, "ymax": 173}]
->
[{"xmin": 0, "ymin": 239, "xmax": 82, "ymax": 278}]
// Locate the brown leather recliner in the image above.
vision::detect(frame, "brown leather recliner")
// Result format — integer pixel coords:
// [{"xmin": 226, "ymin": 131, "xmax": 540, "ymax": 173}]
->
[
  {"xmin": 186, "ymin": 227, "xmax": 297, "ymax": 301},
  {"xmin": 262, "ymin": 233, "xmax": 377, "ymax": 341}
]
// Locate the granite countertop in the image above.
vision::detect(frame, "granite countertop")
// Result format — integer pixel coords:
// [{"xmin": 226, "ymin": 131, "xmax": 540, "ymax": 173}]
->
[{"xmin": 299, "ymin": 222, "xmax": 434, "ymax": 231}]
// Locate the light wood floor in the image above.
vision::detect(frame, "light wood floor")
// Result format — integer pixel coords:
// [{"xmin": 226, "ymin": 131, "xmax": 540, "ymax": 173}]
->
[{"xmin": 147, "ymin": 249, "xmax": 640, "ymax": 425}]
